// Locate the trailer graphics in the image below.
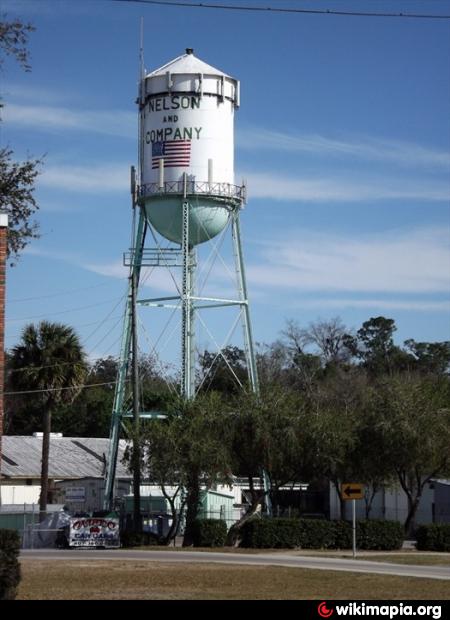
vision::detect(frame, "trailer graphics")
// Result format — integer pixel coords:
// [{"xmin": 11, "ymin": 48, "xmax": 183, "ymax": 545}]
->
[{"xmin": 69, "ymin": 517, "xmax": 120, "ymax": 548}]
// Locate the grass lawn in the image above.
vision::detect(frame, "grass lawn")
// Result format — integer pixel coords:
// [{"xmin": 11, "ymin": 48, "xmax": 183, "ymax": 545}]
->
[{"xmin": 17, "ymin": 559, "xmax": 450, "ymax": 600}]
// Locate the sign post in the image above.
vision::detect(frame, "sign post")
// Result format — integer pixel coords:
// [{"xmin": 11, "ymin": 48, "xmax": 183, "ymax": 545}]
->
[
  {"xmin": 352, "ymin": 498, "xmax": 356, "ymax": 558},
  {"xmin": 341, "ymin": 483, "xmax": 364, "ymax": 559}
]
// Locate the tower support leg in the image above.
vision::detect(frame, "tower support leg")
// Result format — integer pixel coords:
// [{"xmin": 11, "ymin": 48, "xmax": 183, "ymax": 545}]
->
[
  {"xmin": 231, "ymin": 211, "xmax": 259, "ymax": 395},
  {"xmin": 181, "ymin": 197, "xmax": 196, "ymax": 400},
  {"xmin": 231, "ymin": 210, "xmax": 272, "ymax": 516},
  {"xmin": 104, "ymin": 206, "xmax": 147, "ymax": 510}
]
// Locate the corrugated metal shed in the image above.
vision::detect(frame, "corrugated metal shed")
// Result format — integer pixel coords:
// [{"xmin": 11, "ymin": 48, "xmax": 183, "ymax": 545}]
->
[{"xmin": 1, "ymin": 436, "xmax": 131, "ymax": 480}]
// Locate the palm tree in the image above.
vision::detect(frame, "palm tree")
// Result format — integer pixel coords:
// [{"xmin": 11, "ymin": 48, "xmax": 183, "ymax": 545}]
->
[{"xmin": 10, "ymin": 321, "xmax": 87, "ymax": 520}]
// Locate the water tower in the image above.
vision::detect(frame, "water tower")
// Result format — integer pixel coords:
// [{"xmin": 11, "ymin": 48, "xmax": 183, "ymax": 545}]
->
[{"xmin": 104, "ymin": 49, "xmax": 260, "ymax": 509}]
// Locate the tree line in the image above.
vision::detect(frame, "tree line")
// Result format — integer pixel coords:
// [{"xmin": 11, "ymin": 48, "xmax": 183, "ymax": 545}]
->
[{"xmin": 5, "ymin": 316, "xmax": 450, "ymax": 539}]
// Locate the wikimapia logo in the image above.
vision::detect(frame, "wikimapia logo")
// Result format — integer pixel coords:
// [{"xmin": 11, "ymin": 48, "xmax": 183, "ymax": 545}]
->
[
  {"xmin": 318, "ymin": 602, "xmax": 334, "ymax": 618},
  {"xmin": 317, "ymin": 602, "xmax": 442, "ymax": 620}
]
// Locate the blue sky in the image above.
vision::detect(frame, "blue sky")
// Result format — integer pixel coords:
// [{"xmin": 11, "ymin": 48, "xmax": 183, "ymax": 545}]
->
[{"xmin": 2, "ymin": 0, "xmax": 450, "ymax": 370}]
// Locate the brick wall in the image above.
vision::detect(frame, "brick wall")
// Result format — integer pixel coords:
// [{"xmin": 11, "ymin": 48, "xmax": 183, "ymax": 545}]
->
[{"xmin": 0, "ymin": 221, "xmax": 7, "ymax": 478}]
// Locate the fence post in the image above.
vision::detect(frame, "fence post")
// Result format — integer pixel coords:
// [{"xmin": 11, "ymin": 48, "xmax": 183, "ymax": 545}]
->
[
  {"xmin": 22, "ymin": 504, "xmax": 26, "ymax": 548},
  {"xmin": 31, "ymin": 503, "xmax": 35, "ymax": 549}
]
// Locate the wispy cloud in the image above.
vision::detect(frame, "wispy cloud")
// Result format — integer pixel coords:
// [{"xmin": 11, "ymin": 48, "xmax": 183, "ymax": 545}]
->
[
  {"xmin": 2, "ymin": 83, "xmax": 69, "ymax": 105},
  {"xmin": 37, "ymin": 158, "xmax": 450, "ymax": 202},
  {"xmin": 40, "ymin": 163, "xmax": 129, "ymax": 193},
  {"xmin": 37, "ymin": 201, "xmax": 82, "ymax": 213},
  {"xmin": 42, "ymin": 160, "xmax": 450, "ymax": 202},
  {"xmin": 84, "ymin": 261, "xmax": 181, "ymax": 295},
  {"xmin": 242, "ymin": 171, "xmax": 450, "ymax": 202},
  {"xmin": 22, "ymin": 231, "xmax": 450, "ymax": 316},
  {"xmin": 291, "ymin": 298, "xmax": 450, "ymax": 313},
  {"xmin": 22, "ymin": 245, "xmax": 83, "ymax": 263},
  {"xmin": 247, "ymin": 227, "xmax": 450, "ymax": 295},
  {"xmin": 238, "ymin": 127, "xmax": 450, "ymax": 169},
  {"xmin": 21, "ymin": 250, "xmax": 177, "ymax": 295},
  {"xmin": 83, "ymin": 261, "xmax": 128, "ymax": 280},
  {"xmin": 3, "ymin": 103, "xmax": 135, "ymax": 138}
]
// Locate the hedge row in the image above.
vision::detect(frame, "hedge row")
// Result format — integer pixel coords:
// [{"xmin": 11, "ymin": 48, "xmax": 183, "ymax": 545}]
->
[
  {"xmin": 122, "ymin": 519, "xmax": 450, "ymax": 550},
  {"xmin": 192, "ymin": 519, "xmax": 228, "ymax": 547},
  {"xmin": 239, "ymin": 518, "xmax": 404, "ymax": 550},
  {"xmin": 416, "ymin": 524, "xmax": 450, "ymax": 552},
  {"xmin": 0, "ymin": 529, "xmax": 21, "ymax": 600},
  {"xmin": 120, "ymin": 530, "xmax": 160, "ymax": 547}
]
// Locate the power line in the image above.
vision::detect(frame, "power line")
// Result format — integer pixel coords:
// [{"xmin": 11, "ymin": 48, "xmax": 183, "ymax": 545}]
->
[
  {"xmin": 67, "ymin": 314, "xmax": 122, "ymax": 330},
  {"xmin": 85, "ymin": 313, "xmax": 125, "ymax": 354},
  {"xmin": 6, "ymin": 296, "xmax": 124, "ymax": 324},
  {"xmin": 4, "ymin": 380, "xmax": 122, "ymax": 396},
  {"xmin": 81, "ymin": 291, "xmax": 128, "ymax": 346},
  {"xmin": 106, "ymin": 0, "xmax": 450, "ymax": 19},
  {"xmin": 5, "ymin": 314, "xmax": 123, "ymax": 374},
  {"xmin": 6, "ymin": 354, "xmax": 120, "ymax": 375},
  {"xmin": 6, "ymin": 294, "xmax": 127, "ymax": 375},
  {"xmin": 8, "ymin": 279, "xmax": 125, "ymax": 304}
]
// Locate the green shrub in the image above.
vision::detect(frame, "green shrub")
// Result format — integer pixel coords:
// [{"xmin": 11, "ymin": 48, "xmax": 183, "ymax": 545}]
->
[
  {"xmin": 416, "ymin": 524, "xmax": 450, "ymax": 552},
  {"xmin": 240, "ymin": 518, "xmax": 339, "ymax": 549},
  {"xmin": 298, "ymin": 519, "xmax": 338, "ymax": 549},
  {"xmin": 0, "ymin": 529, "xmax": 21, "ymax": 601},
  {"xmin": 0, "ymin": 529, "xmax": 20, "ymax": 555},
  {"xmin": 239, "ymin": 518, "xmax": 330, "ymax": 549},
  {"xmin": 239, "ymin": 518, "xmax": 264, "ymax": 548},
  {"xmin": 240, "ymin": 518, "xmax": 300, "ymax": 548},
  {"xmin": 192, "ymin": 519, "xmax": 227, "ymax": 547},
  {"xmin": 333, "ymin": 520, "xmax": 403, "ymax": 550},
  {"xmin": 239, "ymin": 518, "xmax": 405, "ymax": 550},
  {"xmin": 332, "ymin": 520, "xmax": 353, "ymax": 549},
  {"xmin": 357, "ymin": 520, "xmax": 404, "ymax": 550},
  {"xmin": 120, "ymin": 530, "xmax": 159, "ymax": 547}
]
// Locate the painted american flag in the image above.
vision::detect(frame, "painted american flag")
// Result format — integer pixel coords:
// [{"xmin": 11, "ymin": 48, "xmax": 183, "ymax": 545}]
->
[{"xmin": 152, "ymin": 140, "xmax": 191, "ymax": 169}]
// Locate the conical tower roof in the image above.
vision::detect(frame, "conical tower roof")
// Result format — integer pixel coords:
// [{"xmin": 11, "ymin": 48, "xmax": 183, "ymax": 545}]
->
[
  {"xmin": 142, "ymin": 49, "xmax": 239, "ymax": 108},
  {"xmin": 147, "ymin": 49, "xmax": 232, "ymax": 78}
]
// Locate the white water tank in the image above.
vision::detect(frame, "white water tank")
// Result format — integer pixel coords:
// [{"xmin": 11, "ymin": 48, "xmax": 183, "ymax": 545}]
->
[{"xmin": 139, "ymin": 49, "xmax": 242, "ymax": 246}]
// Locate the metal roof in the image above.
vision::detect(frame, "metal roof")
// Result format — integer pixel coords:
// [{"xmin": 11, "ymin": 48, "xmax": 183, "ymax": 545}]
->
[
  {"xmin": 1, "ymin": 436, "xmax": 131, "ymax": 480},
  {"xmin": 147, "ymin": 51, "xmax": 231, "ymax": 78}
]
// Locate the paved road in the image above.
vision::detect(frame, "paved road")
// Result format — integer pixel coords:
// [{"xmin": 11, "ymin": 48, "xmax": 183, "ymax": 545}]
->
[{"xmin": 20, "ymin": 549, "xmax": 450, "ymax": 581}]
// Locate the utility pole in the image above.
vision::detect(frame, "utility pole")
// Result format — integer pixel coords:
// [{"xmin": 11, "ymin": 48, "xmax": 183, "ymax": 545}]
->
[{"xmin": 131, "ymin": 168, "xmax": 142, "ymax": 533}]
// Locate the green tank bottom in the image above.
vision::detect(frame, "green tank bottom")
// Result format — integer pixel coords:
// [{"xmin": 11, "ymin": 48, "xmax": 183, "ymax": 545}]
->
[{"xmin": 144, "ymin": 196, "xmax": 230, "ymax": 246}]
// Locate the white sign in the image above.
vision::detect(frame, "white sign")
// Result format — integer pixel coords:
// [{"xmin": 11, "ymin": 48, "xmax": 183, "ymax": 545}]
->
[
  {"xmin": 65, "ymin": 487, "xmax": 86, "ymax": 502},
  {"xmin": 69, "ymin": 517, "xmax": 120, "ymax": 548}
]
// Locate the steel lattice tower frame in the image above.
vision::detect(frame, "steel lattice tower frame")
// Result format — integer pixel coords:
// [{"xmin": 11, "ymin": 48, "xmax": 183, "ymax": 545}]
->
[{"xmin": 103, "ymin": 173, "xmax": 261, "ymax": 511}]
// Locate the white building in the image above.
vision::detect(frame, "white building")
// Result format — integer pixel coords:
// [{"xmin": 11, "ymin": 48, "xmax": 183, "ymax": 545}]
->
[
  {"xmin": 0, "ymin": 434, "xmax": 132, "ymax": 509},
  {"xmin": 329, "ymin": 480, "xmax": 450, "ymax": 524}
]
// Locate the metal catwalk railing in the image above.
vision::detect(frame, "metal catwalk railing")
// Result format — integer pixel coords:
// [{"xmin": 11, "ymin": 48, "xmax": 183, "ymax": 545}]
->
[{"xmin": 139, "ymin": 180, "xmax": 246, "ymax": 202}]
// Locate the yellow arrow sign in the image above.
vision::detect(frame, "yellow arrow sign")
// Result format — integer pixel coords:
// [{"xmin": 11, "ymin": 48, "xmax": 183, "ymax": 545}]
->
[{"xmin": 341, "ymin": 483, "xmax": 364, "ymax": 500}]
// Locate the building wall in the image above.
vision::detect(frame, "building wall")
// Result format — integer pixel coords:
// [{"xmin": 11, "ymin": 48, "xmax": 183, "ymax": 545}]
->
[
  {"xmin": 329, "ymin": 483, "xmax": 436, "ymax": 525},
  {"xmin": 0, "ymin": 477, "xmax": 132, "ymax": 512},
  {"xmin": 199, "ymin": 489, "xmax": 236, "ymax": 528},
  {"xmin": 0, "ymin": 482, "xmax": 41, "ymax": 504},
  {"xmin": 434, "ymin": 482, "xmax": 450, "ymax": 523},
  {"xmin": 54, "ymin": 478, "xmax": 131, "ymax": 513},
  {"xmin": 139, "ymin": 483, "xmax": 241, "ymax": 526}
]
